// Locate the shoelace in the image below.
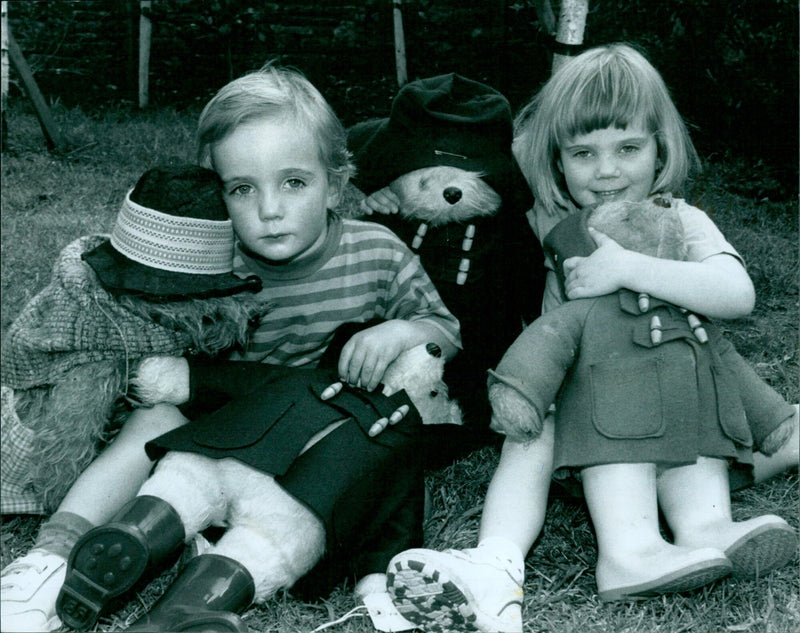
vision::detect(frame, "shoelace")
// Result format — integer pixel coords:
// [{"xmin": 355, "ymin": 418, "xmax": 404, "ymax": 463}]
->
[{"xmin": 311, "ymin": 605, "xmax": 368, "ymax": 631}]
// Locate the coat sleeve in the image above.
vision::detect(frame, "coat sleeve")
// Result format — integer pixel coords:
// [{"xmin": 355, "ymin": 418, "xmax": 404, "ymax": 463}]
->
[
  {"xmin": 180, "ymin": 358, "xmax": 292, "ymax": 418},
  {"xmin": 487, "ymin": 303, "xmax": 587, "ymax": 420}
]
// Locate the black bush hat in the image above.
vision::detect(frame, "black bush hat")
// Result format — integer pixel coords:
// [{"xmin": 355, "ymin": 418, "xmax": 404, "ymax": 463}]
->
[
  {"xmin": 82, "ymin": 165, "xmax": 261, "ymax": 300},
  {"xmin": 348, "ymin": 73, "xmax": 515, "ymax": 196}
]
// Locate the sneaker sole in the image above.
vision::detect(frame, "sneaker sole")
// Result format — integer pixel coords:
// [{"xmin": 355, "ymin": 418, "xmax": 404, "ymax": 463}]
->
[
  {"xmin": 725, "ymin": 522, "xmax": 797, "ymax": 578},
  {"xmin": 57, "ymin": 526, "xmax": 151, "ymax": 629},
  {"xmin": 388, "ymin": 555, "xmax": 522, "ymax": 633},
  {"xmin": 599, "ymin": 558, "xmax": 732, "ymax": 602}
]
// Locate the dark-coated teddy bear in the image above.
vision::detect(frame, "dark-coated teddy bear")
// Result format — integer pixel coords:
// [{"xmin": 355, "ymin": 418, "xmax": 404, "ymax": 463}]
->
[{"xmin": 342, "ymin": 73, "xmax": 547, "ymax": 464}]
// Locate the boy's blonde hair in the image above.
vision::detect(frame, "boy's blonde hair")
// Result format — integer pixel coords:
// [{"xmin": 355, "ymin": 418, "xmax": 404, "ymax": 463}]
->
[
  {"xmin": 197, "ymin": 63, "xmax": 354, "ymax": 187},
  {"xmin": 513, "ymin": 43, "xmax": 700, "ymax": 215}
]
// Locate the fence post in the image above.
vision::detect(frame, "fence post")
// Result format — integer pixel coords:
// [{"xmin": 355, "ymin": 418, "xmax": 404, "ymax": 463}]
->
[
  {"xmin": 138, "ymin": 0, "xmax": 151, "ymax": 108},
  {"xmin": 6, "ymin": 28, "xmax": 63, "ymax": 150},
  {"xmin": 393, "ymin": 0, "xmax": 408, "ymax": 87}
]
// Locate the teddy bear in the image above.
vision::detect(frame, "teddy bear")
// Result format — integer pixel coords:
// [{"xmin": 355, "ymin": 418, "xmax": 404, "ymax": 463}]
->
[
  {"xmin": 0, "ymin": 166, "xmax": 267, "ymax": 516},
  {"xmin": 341, "ymin": 73, "xmax": 547, "ymax": 465},
  {"xmin": 55, "ymin": 341, "xmax": 463, "ymax": 632},
  {"xmin": 487, "ymin": 197, "xmax": 798, "ymax": 466}
]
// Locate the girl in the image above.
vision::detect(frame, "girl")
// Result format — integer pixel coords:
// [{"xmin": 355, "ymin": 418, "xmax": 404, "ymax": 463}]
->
[{"xmin": 386, "ymin": 43, "xmax": 797, "ymax": 633}]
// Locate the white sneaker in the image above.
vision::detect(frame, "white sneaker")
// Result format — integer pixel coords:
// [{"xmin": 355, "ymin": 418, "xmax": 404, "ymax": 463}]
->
[
  {"xmin": 387, "ymin": 547, "xmax": 524, "ymax": 633},
  {"xmin": 1, "ymin": 550, "xmax": 66, "ymax": 633}
]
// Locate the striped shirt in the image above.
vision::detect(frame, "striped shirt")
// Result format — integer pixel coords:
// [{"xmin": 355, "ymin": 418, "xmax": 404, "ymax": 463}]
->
[{"xmin": 231, "ymin": 215, "xmax": 461, "ymax": 366}]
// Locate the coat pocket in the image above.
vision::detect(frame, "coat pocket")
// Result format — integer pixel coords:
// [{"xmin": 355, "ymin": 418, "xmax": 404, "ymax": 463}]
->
[
  {"xmin": 589, "ymin": 356, "xmax": 697, "ymax": 440},
  {"xmin": 710, "ymin": 364, "xmax": 752, "ymax": 447}
]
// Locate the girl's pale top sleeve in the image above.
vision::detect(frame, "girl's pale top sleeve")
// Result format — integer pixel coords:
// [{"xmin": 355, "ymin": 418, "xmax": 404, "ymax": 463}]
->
[
  {"xmin": 673, "ymin": 198, "xmax": 744, "ymax": 265},
  {"xmin": 526, "ymin": 200, "xmax": 573, "ymax": 314}
]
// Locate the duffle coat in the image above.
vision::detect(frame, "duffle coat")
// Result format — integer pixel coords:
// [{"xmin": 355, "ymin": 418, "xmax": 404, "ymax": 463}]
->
[{"xmin": 488, "ymin": 290, "xmax": 755, "ymax": 472}]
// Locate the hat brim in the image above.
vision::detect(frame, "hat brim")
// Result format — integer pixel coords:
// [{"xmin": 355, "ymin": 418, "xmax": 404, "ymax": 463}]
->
[
  {"xmin": 83, "ymin": 239, "xmax": 262, "ymax": 300},
  {"xmin": 348, "ymin": 117, "xmax": 515, "ymax": 197}
]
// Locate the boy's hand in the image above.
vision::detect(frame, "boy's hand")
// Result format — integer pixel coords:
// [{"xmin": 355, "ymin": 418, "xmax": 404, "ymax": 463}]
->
[
  {"xmin": 563, "ymin": 228, "xmax": 635, "ymax": 299},
  {"xmin": 337, "ymin": 320, "xmax": 417, "ymax": 392},
  {"xmin": 359, "ymin": 187, "xmax": 401, "ymax": 215}
]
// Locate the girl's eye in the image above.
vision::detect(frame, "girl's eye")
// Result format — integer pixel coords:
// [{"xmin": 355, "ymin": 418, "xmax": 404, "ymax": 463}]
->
[
  {"xmin": 571, "ymin": 149, "xmax": 592, "ymax": 159},
  {"xmin": 620, "ymin": 145, "xmax": 640, "ymax": 154},
  {"xmin": 284, "ymin": 178, "xmax": 306, "ymax": 190}
]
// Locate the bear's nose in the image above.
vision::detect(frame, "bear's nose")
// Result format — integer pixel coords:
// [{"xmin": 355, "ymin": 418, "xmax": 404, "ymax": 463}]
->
[{"xmin": 443, "ymin": 187, "xmax": 462, "ymax": 205}]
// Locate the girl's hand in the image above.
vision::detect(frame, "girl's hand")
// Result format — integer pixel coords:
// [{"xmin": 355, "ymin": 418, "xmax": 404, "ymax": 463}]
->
[
  {"xmin": 359, "ymin": 187, "xmax": 401, "ymax": 215},
  {"xmin": 563, "ymin": 228, "xmax": 635, "ymax": 299},
  {"xmin": 337, "ymin": 320, "xmax": 419, "ymax": 392}
]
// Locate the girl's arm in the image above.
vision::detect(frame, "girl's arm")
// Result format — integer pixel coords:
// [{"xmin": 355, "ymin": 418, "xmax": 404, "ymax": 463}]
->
[{"xmin": 563, "ymin": 228, "xmax": 755, "ymax": 319}]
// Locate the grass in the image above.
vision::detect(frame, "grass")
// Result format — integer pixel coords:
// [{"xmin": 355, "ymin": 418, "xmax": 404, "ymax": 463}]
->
[{"xmin": 1, "ymin": 103, "xmax": 797, "ymax": 633}]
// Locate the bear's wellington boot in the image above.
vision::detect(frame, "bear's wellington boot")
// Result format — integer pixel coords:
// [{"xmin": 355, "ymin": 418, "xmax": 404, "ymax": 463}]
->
[
  {"xmin": 125, "ymin": 554, "xmax": 255, "ymax": 632},
  {"xmin": 56, "ymin": 495, "xmax": 185, "ymax": 630}
]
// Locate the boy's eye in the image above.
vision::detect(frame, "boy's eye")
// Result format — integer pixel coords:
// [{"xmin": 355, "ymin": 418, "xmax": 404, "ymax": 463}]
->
[{"xmin": 230, "ymin": 184, "xmax": 253, "ymax": 196}]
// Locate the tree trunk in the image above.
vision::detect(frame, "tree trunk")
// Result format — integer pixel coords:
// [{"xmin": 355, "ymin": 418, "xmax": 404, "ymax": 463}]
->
[
  {"xmin": 552, "ymin": 0, "xmax": 588, "ymax": 72},
  {"xmin": 1, "ymin": 0, "xmax": 7, "ymax": 149}
]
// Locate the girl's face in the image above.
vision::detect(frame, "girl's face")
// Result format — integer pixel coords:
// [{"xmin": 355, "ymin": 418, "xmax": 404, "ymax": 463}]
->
[
  {"xmin": 558, "ymin": 124, "xmax": 658, "ymax": 209},
  {"xmin": 211, "ymin": 116, "xmax": 341, "ymax": 263}
]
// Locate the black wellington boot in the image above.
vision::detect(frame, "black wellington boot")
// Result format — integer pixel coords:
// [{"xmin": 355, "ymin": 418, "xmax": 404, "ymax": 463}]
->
[
  {"xmin": 56, "ymin": 495, "xmax": 185, "ymax": 630},
  {"xmin": 125, "ymin": 554, "xmax": 256, "ymax": 632}
]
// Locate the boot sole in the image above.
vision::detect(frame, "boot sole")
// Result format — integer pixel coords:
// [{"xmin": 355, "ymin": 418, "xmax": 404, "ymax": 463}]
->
[
  {"xmin": 57, "ymin": 526, "xmax": 151, "ymax": 629},
  {"xmin": 725, "ymin": 522, "xmax": 797, "ymax": 578},
  {"xmin": 126, "ymin": 610, "xmax": 251, "ymax": 633},
  {"xmin": 388, "ymin": 554, "xmax": 521, "ymax": 633},
  {"xmin": 178, "ymin": 613, "xmax": 251, "ymax": 633},
  {"xmin": 599, "ymin": 558, "xmax": 732, "ymax": 602}
]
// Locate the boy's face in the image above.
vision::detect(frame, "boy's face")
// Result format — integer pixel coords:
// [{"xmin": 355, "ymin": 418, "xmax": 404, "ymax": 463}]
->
[
  {"xmin": 212, "ymin": 116, "xmax": 341, "ymax": 263},
  {"xmin": 557, "ymin": 124, "xmax": 658, "ymax": 209}
]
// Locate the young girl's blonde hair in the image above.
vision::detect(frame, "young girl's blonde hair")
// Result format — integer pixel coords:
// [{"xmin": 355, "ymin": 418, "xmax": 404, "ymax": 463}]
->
[
  {"xmin": 513, "ymin": 43, "xmax": 700, "ymax": 215},
  {"xmin": 197, "ymin": 63, "xmax": 354, "ymax": 186}
]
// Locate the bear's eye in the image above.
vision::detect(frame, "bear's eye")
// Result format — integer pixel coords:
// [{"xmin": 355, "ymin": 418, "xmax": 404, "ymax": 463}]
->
[{"xmin": 430, "ymin": 390, "xmax": 439, "ymax": 398}]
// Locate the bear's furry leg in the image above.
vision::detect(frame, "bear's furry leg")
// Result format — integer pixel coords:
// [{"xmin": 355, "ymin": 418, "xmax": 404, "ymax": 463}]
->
[
  {"xmin": 138, "ymin": 452, "xmax": 229, "ymax": 538},
  {"xmin": 3, "ymin": 361, "xmax": 124, "ymax": 513},
  {"xmin": 212, "ymin": 522, "xmax": 325, "ymax": 604},
  {"xmin": 211, "ymin": 460, "xmax": 326, "ymax": 602}
]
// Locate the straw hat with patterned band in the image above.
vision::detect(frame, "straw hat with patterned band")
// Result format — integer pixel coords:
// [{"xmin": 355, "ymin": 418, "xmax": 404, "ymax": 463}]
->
[{"xmin": 83, "ymin": 165, "xmax": 261, "ymax": 300}]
